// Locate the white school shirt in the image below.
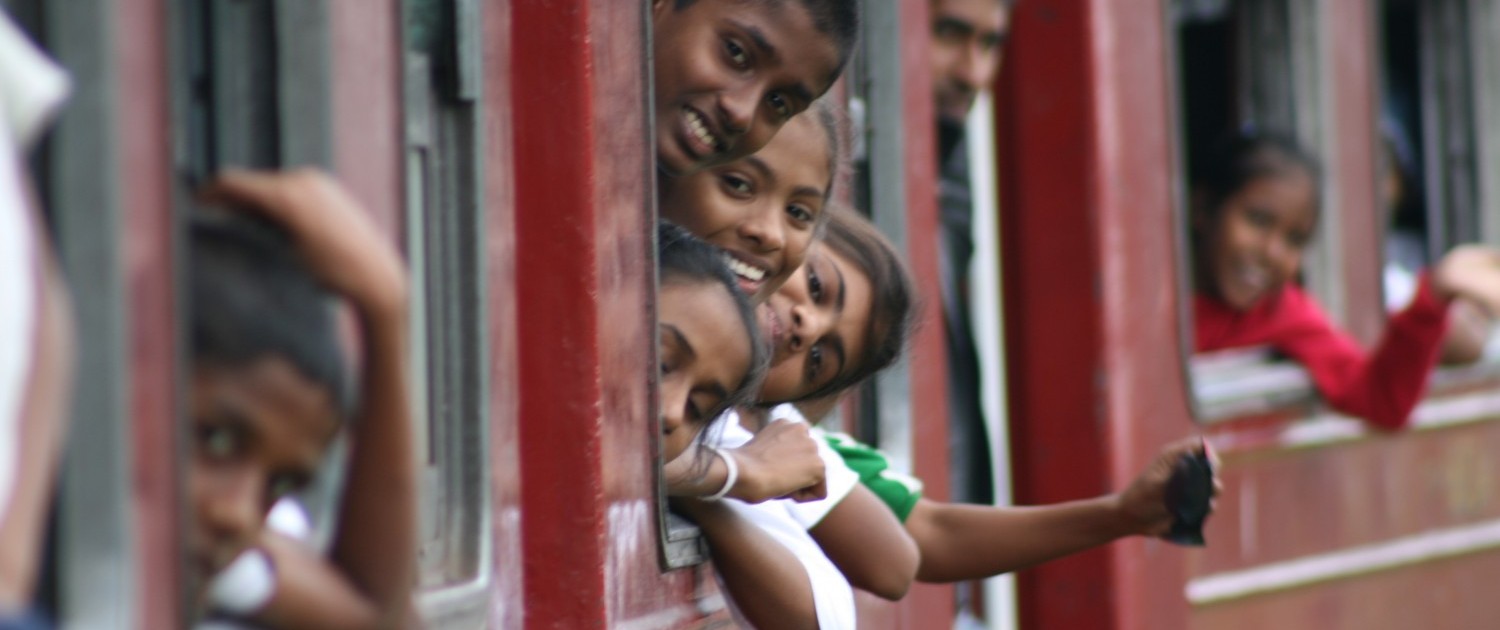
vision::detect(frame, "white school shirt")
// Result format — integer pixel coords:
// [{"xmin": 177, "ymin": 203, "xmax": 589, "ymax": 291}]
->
[
  {"xmin": 708, "ymin": 404, "xmax": 859, "ymax": 629},
  {"xmin": 0, "ymin": 9, "xmax": 68, "ymax": 528}
]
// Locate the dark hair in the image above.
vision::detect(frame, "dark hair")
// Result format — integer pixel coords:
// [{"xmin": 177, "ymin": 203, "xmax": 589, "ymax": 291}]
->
[
  {"xmin": 674, "ymin": 0, "xmax": 861, "ymax": 73},
  {"xmin": 810, "ymin": 97, "xmax": 850, "ymax": 216},
  {"xmin": 790, "ymin": 206, "xmax": 918, "ymax": 402},
  {"xmin": 190, "ymin": 215, "xmax": 352, "ymax": 416},
  {"xmin": 1192, "ymin": 130, "xmax": 1322, "ymax": 221},
  {"xmin": 658, "ymin": 221, "xmax": 770, "ymax": 417}
]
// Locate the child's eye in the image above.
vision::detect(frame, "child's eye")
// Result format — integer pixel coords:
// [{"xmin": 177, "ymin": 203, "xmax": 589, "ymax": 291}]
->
[
  {"xmin": 787, "ymin": 204, "xmax": 814, "ymax": 224},
  {"xmin": 685, "ymin": 400, "xmax": 702, "ymax": 422},
  {"xmin": 1244, "ymin": 208, "xmax": 1275, "ymax": 229},
  {"xmin": 807, "ymin": 345, "xmax": 824, "ymax": 380},
  {"xmin": 768, "ymin": 92, "xmax": 791, "ymax": 119},
  {"xmin": 808, "ymin": 267, "xmax": 823, "ymax": 301},
  {"xmin": 199, "ymin": 424, "xmax": 242, "ymax": 460},
  {"xmin": 725, "ymin": 39, "xmax": 749, "ymax": 69},
  {"xmin": 721, "ymin": 173, "xmax": 753, "ymax": 196}
]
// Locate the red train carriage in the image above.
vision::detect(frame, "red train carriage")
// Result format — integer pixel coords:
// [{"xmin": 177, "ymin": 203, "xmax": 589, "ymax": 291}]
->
[{"xmin": 12, "ymin": 0, "xmax": 1500, "ymax": 628}]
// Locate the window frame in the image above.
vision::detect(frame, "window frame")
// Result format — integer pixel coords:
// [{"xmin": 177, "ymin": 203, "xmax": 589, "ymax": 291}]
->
[{"xmin": 400, "ymin": 0, "xmax": 493, "ymax": 621}]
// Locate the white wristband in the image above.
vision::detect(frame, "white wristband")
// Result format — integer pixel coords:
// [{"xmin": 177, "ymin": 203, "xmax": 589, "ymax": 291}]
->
[{"xmin": 703, "ymin": 446, "xmax": 739, "ymax": 501}]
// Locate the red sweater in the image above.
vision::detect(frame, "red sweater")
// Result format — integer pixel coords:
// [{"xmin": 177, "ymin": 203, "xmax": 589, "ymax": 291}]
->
[{"xmin": 1194, "ymin": 276, "xmax": 1450, "ymax": 430}]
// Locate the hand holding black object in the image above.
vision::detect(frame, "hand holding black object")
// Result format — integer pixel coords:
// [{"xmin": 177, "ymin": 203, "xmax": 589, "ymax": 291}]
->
[{"xmin": 1162, "ymin": 443, "xmax": 1215, "ymax": 546}]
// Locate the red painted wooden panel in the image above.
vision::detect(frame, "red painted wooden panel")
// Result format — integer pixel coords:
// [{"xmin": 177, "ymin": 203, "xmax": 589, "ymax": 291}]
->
[
  {"xmin": 1192, "ymin": 548, "xmax": 1500, "ymax": 630},
  {"xmin": 1001, "ymin": 1, "xmax": 1196, "ymax": 628},
  {"xmin": 330, "ymin": 0, "xmax": 404, "ymax": 233},
  {"xmin": 116, "ymin": 0, "xmax": 181, "ymax": 626},
  {"xmin": 512, "ymin": 2, "xmax": 698, "ymax": 627},
  {"xmin": 1327, "ymin": 0, "xmax": 1383, "ymax": 345},
  {"xmin": 896, "ymin": 0, "xmax": 958, "ymax": 624},
  {"xmin": 484, "ymin": 1, "xmax": 525, "ymax": 626}
]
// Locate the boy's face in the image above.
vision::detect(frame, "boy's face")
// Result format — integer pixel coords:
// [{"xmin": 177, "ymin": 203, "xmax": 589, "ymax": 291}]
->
[
  {"xmin": 653, "ymin": 0, "xmax": 843, "ymax": 176},
  {"xmin": 188, "ymin": 357, "xmax": 340, "ymax": 594}
]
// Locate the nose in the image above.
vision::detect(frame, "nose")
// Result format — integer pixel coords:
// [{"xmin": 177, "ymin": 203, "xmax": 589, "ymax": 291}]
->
[
  {"xmin": 660, "ymin": 374, "xmax": 688, "ymax": 433},
  {"xmin": 958, "ymin": 44, "xmax": 989, "ymax": 93},
  {"xmin": 738, "ymin": 204, "xmax": 786, "ymax": 253},
  {"xmin": 718, "ymin": 83, "xmax": 758, "ymax": 137},
  {"xmin": 786, "ymin": 302, "xmax": 829, "ymax": 353},
  {"xmin": 200, "ymin": 472, "xmax": 263, "ymax": 556}
]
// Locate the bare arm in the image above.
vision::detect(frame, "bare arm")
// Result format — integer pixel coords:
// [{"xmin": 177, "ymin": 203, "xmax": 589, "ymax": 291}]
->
[
  {"xmin": 808, "ymin": 484, "xmax": 918, "ymax": 600},
  {"xmin": 907, "ymin": 438, "xmax": 1215, "ymax": 583},
  {"xmin": 246, "ymin": 532, "xmax": 382, "ymax": 630},
  {"xmin": 674, "ymin": 498, "xmax": 821, "ymax": 630},
  {"xmin": 0, "ymin": 237, "xmax": 73, "ymax": 607},
  {"xmin": 204, "ymin": 169, "xmax": 416, "ymax": 627}
]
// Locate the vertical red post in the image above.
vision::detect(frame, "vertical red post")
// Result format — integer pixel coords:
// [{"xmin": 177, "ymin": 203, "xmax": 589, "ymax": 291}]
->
[
  {"xmin": 1000, "ymin": 1, "xmax": 1195, "ymax": 628},
  {"xmin": 897, "ymin": 0, "xmax": 957, "ymax": 624},
  {"xmin": 116, "ymin": 0, "xmax": 180, "ymax": 626}
]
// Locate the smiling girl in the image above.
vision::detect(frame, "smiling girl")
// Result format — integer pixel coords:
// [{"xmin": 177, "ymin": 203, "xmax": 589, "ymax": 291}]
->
[{"xmin": 1192, "ymin": 132, "xmax": 1500, "ymax": 430}]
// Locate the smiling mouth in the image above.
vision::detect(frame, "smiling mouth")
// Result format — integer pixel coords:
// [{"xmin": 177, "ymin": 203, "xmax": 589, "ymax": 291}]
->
[
  {"xmin": 684, "ymin": 107, "xmax": 727, "ymax": 156},
  {"xmin": 721, "ymin": 251, "xmax": 769, "ymax": 296}
]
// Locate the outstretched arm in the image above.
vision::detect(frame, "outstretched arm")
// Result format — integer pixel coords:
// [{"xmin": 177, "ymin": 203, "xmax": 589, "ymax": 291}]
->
[
  {"xmin": 203, "ymin": 169, "xmax": 416, "ymax": 627},
  {"xmin": 906, "ymin": 438, "xmax": 1215, "ymax": 583}
]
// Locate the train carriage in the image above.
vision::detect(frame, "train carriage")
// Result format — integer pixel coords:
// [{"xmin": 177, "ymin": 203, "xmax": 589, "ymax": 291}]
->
[{"xmin": 8, "ymin": 0, "xmax": 1500, "ymax": 628}]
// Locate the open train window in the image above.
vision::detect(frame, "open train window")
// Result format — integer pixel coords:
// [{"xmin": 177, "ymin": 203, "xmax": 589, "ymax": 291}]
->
[
  {"xmin": 1171, "ymin": 0, "xmax": 1335, "ymax": 421},
  {"xmin": 1379, "ymin": 0, "xmax": 1500, "ymax": 368},
  {"xmin": 400, "ymin": 0, "xmax": 492, "ymax": 622}
]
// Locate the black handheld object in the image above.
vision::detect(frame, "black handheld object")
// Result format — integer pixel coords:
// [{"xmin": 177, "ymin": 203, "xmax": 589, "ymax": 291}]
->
[{"xmin": 1163, "ymin": 443, "xmax": 1214, "ymax": 546}]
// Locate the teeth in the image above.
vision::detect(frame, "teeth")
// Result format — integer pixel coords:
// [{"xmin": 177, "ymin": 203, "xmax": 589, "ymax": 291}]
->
[
  {"xmin": 687, "ymin": 110, "xmax": 719, "ymax": 151},
  {"xmin": 723, "ymin": 253, "xmax": 766, "ymax": 282}
]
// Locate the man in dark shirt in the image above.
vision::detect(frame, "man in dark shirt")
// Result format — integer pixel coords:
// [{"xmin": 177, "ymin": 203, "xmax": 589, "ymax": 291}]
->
[{"xmin": 930, "ymin": 0, "xmax": 1010, "ymax": 508}]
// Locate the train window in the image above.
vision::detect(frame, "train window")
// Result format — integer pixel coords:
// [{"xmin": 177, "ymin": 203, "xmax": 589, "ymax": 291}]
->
[
  {"xmin": 401, "ymin": 0, "xmax": 492, "ymax": 620},
  {"xmin": 1379, "ymin": 0, "xmax": 1500, "ymax": 367},
  {"xmin": 1173, "ymin": 0, "xmax": 1337, "ymax": 420}
]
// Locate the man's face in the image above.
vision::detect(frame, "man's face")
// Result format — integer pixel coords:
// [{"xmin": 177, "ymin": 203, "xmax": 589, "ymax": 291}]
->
[
  {"xmin": 653, "ymin": 0, "xmax": 843, "ymax": 176},
  {"xmin": 930, "ymin": 0, "xmax": 1009, "ymax": 124}
]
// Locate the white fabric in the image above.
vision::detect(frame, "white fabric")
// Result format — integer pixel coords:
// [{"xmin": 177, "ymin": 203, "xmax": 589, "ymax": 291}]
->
[
  {"xmin": 709, "ymin": 407, "xmax": 858, "ymax": 629},
  {"xmin": 0, "ymin": 8, "xmax": 67, "ymax": 540},
  {"xmin": 0, "ymin": 13, "xmax": 70, "ymax": 149}
]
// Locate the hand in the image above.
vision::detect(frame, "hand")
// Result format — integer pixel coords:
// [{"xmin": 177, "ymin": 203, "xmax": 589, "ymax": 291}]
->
[
  {"xmin": 1433, "ymin": 245, "xmax": 1500, "ymax": 315},
  {"xmin": 1114, "ymin": 437, "xmax": 1222, "ymax": 538},
  {"xmin": 729, "ymin": 419, "xmax": 827, "ymax": 503},
  {"xmin": 199, "ymin": 168, "xmax": 408, "ymax": 315}
]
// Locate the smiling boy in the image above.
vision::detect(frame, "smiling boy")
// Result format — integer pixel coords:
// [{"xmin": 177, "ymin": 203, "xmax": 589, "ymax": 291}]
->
[{"xmin": 652, "ymin": 0, "xmax": 858, "ymax": 176}]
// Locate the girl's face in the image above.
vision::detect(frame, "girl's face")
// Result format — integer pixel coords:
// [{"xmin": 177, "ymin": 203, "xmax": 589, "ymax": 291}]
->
[
  {"xmin": 651, "ymin": 0, "xmax": 841, "ymax": 176},
  {"xmin": 660, "ymin": 114, "xmax": 832, "ymax": 303},
  {"xmin": 758, "ymin": 245, "xmax": 873, "ymax": 403},
  {"xmin": 658, "ymin": 279, "xmax": 754, "ymax": 462},
  {"xmin": 1200, "ymin": 171, "xmax": 1318, "ymax": 310}
]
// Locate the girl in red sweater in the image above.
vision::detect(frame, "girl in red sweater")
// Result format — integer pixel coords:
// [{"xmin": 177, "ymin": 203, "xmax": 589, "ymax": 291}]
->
[{"xmin": 1191, "ymin": 133, "xmax": 1500, "ymax": 429}]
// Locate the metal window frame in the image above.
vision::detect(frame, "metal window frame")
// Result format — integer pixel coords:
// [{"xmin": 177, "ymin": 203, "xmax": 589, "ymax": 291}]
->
[
  {"xmin": 1473, "ymin": 0, "xmax": 1500, "ymax": 246},
  {"xmin": 1417, "ymin": 0, "xmax": 1483, "ymax": 253},
  {"xmin": 401, "ymin": 0, "xmax": 493, "ymax": 621},
  {"xmin": 33, "ymin": 1, "xmax": 138, "ymax": 625}
]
